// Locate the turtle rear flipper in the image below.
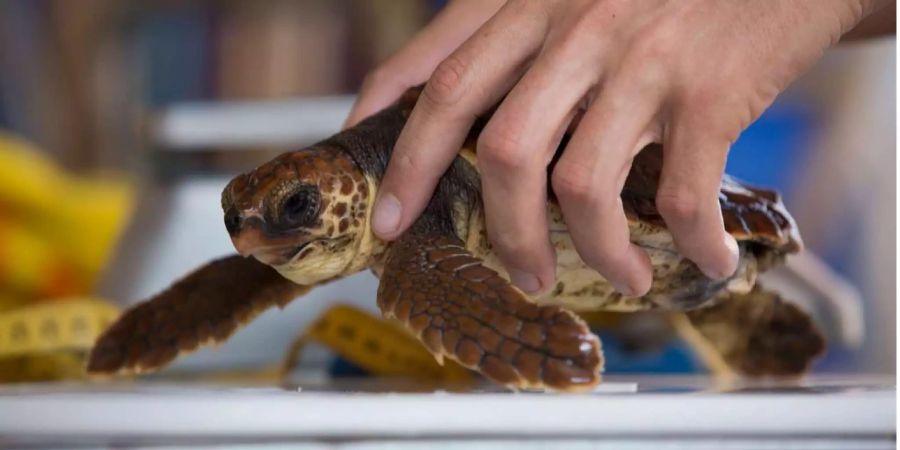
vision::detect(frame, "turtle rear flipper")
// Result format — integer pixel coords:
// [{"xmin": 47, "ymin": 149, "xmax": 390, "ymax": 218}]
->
[
  {"xmin": 87, "ymin": 255, "xmax": 312, "ymax": 375},
  {"xmin": 378, "ymin": 230, "xmax": 603, "ymax": 392},
  {"xmin": 682, "ymin": 286, "xmax": 825, "ymax": 377}
]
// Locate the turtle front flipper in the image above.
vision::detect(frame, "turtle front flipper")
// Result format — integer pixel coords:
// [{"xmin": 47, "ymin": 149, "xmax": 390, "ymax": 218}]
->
[
  {"xmin": 87, "ymin": 255, "xmax": 313, "ymax": 375},
  {"xmin": 678, "ymin": 286, "xmax": 826, "ymax": 377},
  {"xmin": 377, "ymin": 231, "xmax": 603, "ymax": 392}
]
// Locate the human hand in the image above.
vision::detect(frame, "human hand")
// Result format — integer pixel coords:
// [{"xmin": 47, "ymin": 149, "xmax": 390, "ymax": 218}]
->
[
  {"xmin": 352, "ymin": 0, "xmax": 886, "ymax": 296},
  {"xmin": 344, "ymin": 0, "xmax": 506, "ymax": 128}
]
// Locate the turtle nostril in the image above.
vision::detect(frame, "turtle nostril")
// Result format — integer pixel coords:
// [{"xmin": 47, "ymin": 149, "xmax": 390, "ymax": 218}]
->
[{"xmin": 224, "ymin": 210, "xmax": 242, "ymax": 234}]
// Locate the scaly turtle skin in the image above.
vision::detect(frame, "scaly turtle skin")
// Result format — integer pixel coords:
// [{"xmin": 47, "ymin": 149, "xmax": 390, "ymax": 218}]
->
[{"xmin": 88, "ymin": 87, "xmax": 824, "ymax": 391}]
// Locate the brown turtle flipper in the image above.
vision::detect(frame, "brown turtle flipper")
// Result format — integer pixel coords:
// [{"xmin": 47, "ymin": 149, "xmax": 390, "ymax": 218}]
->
[
  {"xmin": 87, "ymin": 255, "xmax": 313, "ymax": 375},
  {"xmin": 683, "ymin": 286, "xmax": 825, "ymax": 376},
  {"xmin": 377, "ymin": 232, "xmax": 603, "ymax": 392}
]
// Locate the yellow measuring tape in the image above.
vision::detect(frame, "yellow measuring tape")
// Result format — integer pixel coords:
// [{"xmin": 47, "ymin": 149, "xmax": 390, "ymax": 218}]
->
[
  {"xmin": 282, "ymin": 304, "xmax": 474, "ymax": 383},
  {"xmin": 0, "ymin": 298, "xmax": 120, "ymax": 382},
  {"xmin": 0, "ymin": 300, "xmax": 473, "ymax": 384}
]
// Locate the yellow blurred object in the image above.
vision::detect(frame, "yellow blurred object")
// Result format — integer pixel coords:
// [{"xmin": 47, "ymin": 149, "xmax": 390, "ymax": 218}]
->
[
  {"xmin": 0, "ymin": 131, "xmax": 134, "ymax": 305},
  {"xmin": 0, "ymin": 131, "xmax": 133, "ymax": 381},
  {"xmin": 0, "ymin": 353, "xmax": 87, "ymax": 383},
  {"xmin": 0, "ymin": 219, "xmax": 85, "ymax": 304},
  {"xmin": 0, "ymin": 292, "xmax": 31, "ymax": 315},
  {"xmin": 0, "ymin": 298, "xmax": 120, "ymax": 382},
  {"xmin": 282, "ymin": 304, "xmax": 474, "ymax": 384},
  {"xmin": 0, "ymin": 298, "xmax": 120, "ymax": 358}
]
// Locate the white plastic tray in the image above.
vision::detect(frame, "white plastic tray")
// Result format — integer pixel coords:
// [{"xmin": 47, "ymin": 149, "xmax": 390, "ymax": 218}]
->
[{"xmin": 0, "ymin": 376, "xmax": 893, "ymax": 446}]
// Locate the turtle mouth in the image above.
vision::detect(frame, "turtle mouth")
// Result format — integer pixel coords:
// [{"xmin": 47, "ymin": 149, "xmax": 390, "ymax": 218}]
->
[
  {"xmin": 248, "ymin": 239, "xmax": 323, "ymax": 266},
  {"xmin": 281, "ymin": 240, "xmax": 318, "ymax": 260}
]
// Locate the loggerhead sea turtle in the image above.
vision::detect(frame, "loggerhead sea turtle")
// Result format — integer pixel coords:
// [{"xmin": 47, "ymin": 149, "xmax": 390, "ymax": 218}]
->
[{"xmin": 88, "ymin": 87, "xmax": 824, "ymax": 391}]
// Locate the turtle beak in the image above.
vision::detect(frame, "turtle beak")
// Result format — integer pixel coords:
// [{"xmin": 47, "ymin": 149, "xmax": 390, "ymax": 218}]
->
[
  {"xmin": 224, "ymin": 206, "xmax": 256, "ymax": 257},
  {"xmin": 227, "ymin": 215, "xmax": 279, "ymax": 258},
  {"xmin": 227, "ymin": 216, "xmax": 311, "ymax": 265},
  {"xmin": 222, "ymin": 183, "xmax": 312, "ymax": 264},
  {"xmin": 231, "ymin": 226, "xmax": 267, "ymax": 258},
  {"xmin": 223, "ymin": 205, "xmax": 266, "ymax": 257}
]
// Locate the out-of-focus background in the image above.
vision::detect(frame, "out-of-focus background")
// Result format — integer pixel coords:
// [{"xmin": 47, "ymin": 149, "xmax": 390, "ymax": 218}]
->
[{"xmin": 0, "ymin": 0, "xmax": 894, "ymax": 384}]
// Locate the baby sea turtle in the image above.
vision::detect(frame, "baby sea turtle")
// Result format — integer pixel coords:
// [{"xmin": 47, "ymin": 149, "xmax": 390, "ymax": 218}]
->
[{"xmin": 88, "ymin": 87, "xmax": 824, "ymax": 391}]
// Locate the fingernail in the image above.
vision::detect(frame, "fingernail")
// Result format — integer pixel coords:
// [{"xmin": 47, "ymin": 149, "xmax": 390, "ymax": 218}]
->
[
  {"xmin": 612, "ymin": 281, "xmax": 635, "ymax": 297},
  {"xmin": 722, "ymin": 234, "xmax": 741, "ymax": 274},
  {"xmin": 372, "ymin": 193, "xmax": 402, "ymax": 237},
  {"xmin": 509, "ymin": 269, "xmax": 542, "ymax": 294},
  {"xmin": 701, "ymin": 234, "xmax": 740, "ymax": 279}
]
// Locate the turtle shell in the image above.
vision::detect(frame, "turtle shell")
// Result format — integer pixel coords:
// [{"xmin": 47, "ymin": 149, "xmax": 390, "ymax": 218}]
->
[
  {"xmin": 619, "ymin": 144, "xmax": 802, "ymax": 259},
  {"xmin": 459, "ymin": 141, "xmax": 803, "ymax": 312}
]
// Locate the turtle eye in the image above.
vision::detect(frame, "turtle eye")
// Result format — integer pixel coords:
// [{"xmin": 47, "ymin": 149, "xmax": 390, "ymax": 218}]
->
[{"xmin": 279, "ymin": 186, "xmax": 319, "ymax": 229}]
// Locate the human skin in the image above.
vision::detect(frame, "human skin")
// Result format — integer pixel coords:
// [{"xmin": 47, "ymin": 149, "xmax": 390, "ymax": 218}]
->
[{"xmin": 345, "ymin": 0, "xmax": 895, "ymax": 296}]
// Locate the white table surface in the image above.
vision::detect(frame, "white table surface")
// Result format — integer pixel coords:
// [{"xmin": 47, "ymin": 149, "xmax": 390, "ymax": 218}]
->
[{"xmin": 0, "ymin": 376, "xmax": 894, "ymax": 448}]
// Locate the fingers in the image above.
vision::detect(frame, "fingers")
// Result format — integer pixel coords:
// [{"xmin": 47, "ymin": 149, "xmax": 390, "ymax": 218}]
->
[
  {"xmin": 658, "ymin": 114, "xmax": 739, "ymax": 280},
  {"xmin": 476, "ymin": 46, "xmax": 599, "ymax": 294},
  {"xmin": 372, "ymin": 1, "xmax": 549, "ymax": 240},
  {"xmin": 363, "ymin": 0, "xmax": 742, "ymax": 297},
  {"xmin": 344, "ymin": 72, "xmax": 416, "ymax": 129},
  {"xmin": 552, "ymin": 75, "xmax": 665, "ymax": 297},
  {"xmin": 344, "ymin": 0, "xmax": 506, "ymax": 128}
]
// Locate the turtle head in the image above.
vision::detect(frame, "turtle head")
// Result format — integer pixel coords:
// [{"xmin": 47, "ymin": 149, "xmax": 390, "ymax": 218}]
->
[{"xmin": 221, "ymin": 148, "xmax": 373, "ymax": 284}]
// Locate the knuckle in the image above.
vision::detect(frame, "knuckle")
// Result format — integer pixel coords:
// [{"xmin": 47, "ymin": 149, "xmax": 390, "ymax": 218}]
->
[
  {"xmin": 394, "ymin": 150, "xmax": 417, "ymax": 172},
  {"xmin": 384, "ymin": 150, "xmax": 427, "ymax": 197},
  {"xmin": 681, "ymin": 83, "xmax": 721, "ymax": 109},
  {"xmin": 543, "ymin": 1, "xmax": 615, "ymax": 62},
  {"xmin": 679, "ymin": 74, "xmax": 746, "ymax": 115},
  {"xmin": 656, "ymin": 189, "xmax": 704, "ymax": 224},
  {"xmin": 423, "ymin": 55, "xmax": 470, "ymax": 108},
  {"xmin": 387, "ymin": 145, "xmax": 426, "ymax": 183},
  {"xmin": 715, "ymin": 83, "xmax": 748, "ymax": 111},
  {"xmin": 577, "ymin": 0, "xmax": 623, "ymax": 28},
  {"xmin": 551, "ymin": 162, "xmax": 615, "ymax": 208},
  {"xmin": 630, "ymin": 29, "xmax": 673, "ymax": 63},
  {"xmin": 629, "ymin": 60, "xmax": 667, "ymax": 91},
  {"xmin": 557, "ymin": 19, "xmax": 591, "ymax": 49},
  {"xmin": 551, "ymin": 167, "xmax": 593, "ymax": 201},
  {"xmin": 677, "ymin": 102, "xmax": 743, "ymax": 145},
  {"xmin": 489, "ymin": 229, "xmax": 534, "ymax": 261},
  {"xmin": 553, "ymin": 20, "xmax": 609, "ymax": 65},
  {"xmin": 477, "ymin": 128, "xmax": 530, "ymax": 172},
  {"xmin": 486, "ymin": 216, "xmax": 549, "ymax": 264},
  {"xmin": 624, "ymin": 43, "xmax": 671, "ymax": 86}
]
